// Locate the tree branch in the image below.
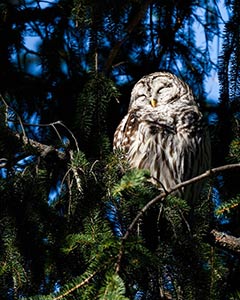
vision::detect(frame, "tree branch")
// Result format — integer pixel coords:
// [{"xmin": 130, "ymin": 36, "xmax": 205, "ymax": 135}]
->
[
  {"xmin": 53, "ymin": 270, "xmax": 98, "ymax": 300},
  {"xmin": 115, "ymin": 163, "xmax": 240, "ymax": 273},
  {"xmin": 104, "ymin": 0, "xmax": 154, "ymax": 74},
  {"xmin": 16, "ymin": 133, "xmax": 67, "ymax": 160},
  {"xmin": 210, "ymin": 230, "xmax": 240, "ymax": 254},
  {"xmin": 123, "ymin": 163, "xmax": 240, "ymax": 241},
  {"xmin": 1, "ymin": 94, "xmax": 79, "ymax": 161}
]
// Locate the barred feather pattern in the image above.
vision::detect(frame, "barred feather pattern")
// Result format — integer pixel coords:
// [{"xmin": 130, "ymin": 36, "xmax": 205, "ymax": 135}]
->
[{"xmin": 113, "ymin": 72, "xmax": 211, "ymax": 202}]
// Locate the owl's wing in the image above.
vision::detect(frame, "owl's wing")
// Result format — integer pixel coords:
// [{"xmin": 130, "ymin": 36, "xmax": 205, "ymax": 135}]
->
[
  {"xmin": 179, "ymin": 111, "xmax": 211, "ymax": 178},
  {"xmin": 177, "ymin": 111, "xmax": 211, "ymax": 202},
  {"xmin": 113, "ymin": 110, "xmax": 139, "ymax": 152}
]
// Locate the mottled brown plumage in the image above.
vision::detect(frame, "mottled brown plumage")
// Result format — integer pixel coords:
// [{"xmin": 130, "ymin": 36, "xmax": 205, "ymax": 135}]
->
[{"xmin": 113, "ymin": 72, "xmax": 210, "ymax": 201}]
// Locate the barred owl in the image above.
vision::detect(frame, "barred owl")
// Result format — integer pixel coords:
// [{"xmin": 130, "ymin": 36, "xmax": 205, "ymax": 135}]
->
[{"xmin": 113, "ymin": 72, "xmax": 210, "ymax": 201}]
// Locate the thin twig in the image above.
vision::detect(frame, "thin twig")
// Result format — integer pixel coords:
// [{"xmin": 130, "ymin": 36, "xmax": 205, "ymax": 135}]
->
[
  {"xmin": 8, "ymin": 119, "xmax": 80, "ymax": 152},
  {"xmin": 51, "ymin": 123, "xmax": 63, "ymax": 143},
  {"xmin": 57, "ymin": 121, "xmax": 80, "ymax": 152},
  {"xmin": 53, "ymin": 270, "xmax": 98, "ymax": 300}
]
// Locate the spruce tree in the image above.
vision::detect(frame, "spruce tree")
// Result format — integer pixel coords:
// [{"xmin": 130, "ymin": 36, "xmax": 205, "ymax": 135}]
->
[{"xmin": 0, "ymin": 0, "xmax": 239, "ymax": 299}]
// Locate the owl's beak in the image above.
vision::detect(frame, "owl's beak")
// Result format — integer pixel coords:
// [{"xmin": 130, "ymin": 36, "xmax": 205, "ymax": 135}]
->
[{"xmin": 150, "ymin": 99, "xmax": 158, "ymax": 107}]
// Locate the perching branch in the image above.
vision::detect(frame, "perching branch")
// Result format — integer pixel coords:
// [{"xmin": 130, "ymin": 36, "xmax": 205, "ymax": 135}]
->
[
  {"xmin": 123, "ymin": 163, "xmax": 240, "ymax": 241},
  {"xmin": 115, "ymin": 163, "xmax": 240, "ymax": 273}
]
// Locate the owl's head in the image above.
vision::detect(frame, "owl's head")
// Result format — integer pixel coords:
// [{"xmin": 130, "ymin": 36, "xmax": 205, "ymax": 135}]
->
[{"xmin": 129, "ymin": 72, "xmax": 196, "ymax": 110}]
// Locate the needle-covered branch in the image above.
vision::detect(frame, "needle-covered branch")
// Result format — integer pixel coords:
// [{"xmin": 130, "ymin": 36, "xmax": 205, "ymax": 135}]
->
[
  {"xmin": 115, "ymin": 163, "xmax": 240, "ymax": 273},
  {"xmin": 104, "ymin": 0, "xmax": 154, "ymax": 73},
  {"xmin": 123, "ymin": 163, "xmax": 240, "ymax": 241}
]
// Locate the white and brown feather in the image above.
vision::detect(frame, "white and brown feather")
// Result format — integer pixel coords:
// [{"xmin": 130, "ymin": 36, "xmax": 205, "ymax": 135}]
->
[{"xmin": 113, "ymin": 72, "xmax": 211, "ymax": 201}]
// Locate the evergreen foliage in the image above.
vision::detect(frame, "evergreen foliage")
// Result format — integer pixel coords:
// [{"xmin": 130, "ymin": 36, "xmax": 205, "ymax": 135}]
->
[
  {"xmin": 75, "ymin": 72, "xmax": 120, "ymax": 156},
  {"xmin": 0, "ymin": 0, "xmax": 239, "ymax": 299}
]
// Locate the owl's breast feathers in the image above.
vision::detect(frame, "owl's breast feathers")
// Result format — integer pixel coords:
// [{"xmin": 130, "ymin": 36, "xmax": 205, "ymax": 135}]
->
[
  {"xmin": 113, "ymin": 106, "xmax": 203, "ymax": 151},
  {"xmin": 113, "ymin": 106, "xmax": 210, "ymax": 198}
]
